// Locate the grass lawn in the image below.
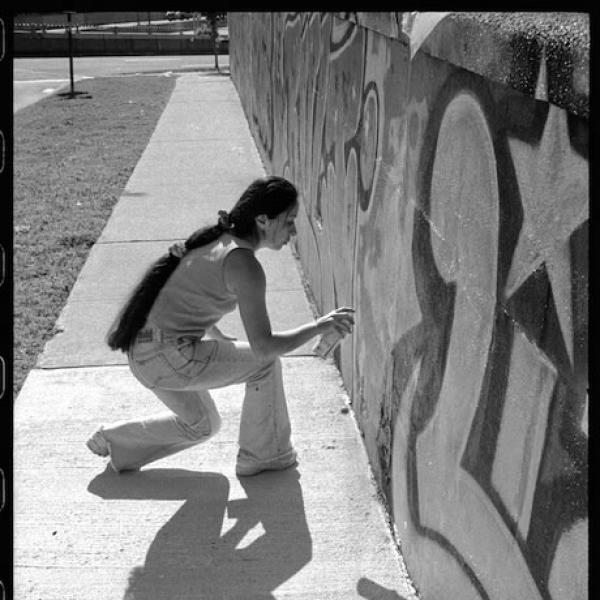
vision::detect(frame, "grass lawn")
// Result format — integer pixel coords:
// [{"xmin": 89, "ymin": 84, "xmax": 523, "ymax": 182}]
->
[{"xmin": 13, "ymin": 74, "xmax": 176, "ymax": 395}]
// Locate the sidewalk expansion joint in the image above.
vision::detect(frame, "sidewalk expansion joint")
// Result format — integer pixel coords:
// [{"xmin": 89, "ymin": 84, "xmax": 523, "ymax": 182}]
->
[
  {"xmin": 35, "ymin": 364, "xmax": 128, "ymax": 371},
  {"xmin": 146, "ymin": 138, "xmax": 251, "ymax": 144},
  {"xmin": 35, "ymin": 355, "xmax": 321, "ymax": 371},
  {"xmin": 98, "ymin": 238, "xmax": 185, "ymax": 244}
]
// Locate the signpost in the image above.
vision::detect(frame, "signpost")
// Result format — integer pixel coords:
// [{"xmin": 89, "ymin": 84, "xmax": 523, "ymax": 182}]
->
[
  {"xmin": 66, "ymin": 11, "xmax": 75, "ymax": 98},
  {"xmin": 59, "ymin": 11, "xmax": 89, "ymax": 100}
]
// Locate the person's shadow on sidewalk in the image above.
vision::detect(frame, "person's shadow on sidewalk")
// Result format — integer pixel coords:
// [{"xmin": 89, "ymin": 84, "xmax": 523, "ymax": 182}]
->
[
  {"xmin": 357, "ymin": 576, "xmax": 410, "ymax": 599},
  {"xmin": 88, "ymin": 466, "xmax": 312, "ymax": 599}
]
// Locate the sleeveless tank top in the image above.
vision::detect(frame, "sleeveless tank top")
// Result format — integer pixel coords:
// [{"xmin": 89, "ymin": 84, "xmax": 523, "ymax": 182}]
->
[{"xmin": 147, "ymin": 233, "xmax": 254, "ymax": 337}]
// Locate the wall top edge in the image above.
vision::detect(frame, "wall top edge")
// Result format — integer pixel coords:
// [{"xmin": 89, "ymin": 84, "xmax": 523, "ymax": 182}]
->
[{"xmin": 339, "ymin": 11, "xmax": 589, "ymax": 118}]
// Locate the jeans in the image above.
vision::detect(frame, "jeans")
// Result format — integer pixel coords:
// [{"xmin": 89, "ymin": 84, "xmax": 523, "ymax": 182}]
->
[{"xmin": 97, "ymin": 324, "xmax": 294, "ymax": 472}]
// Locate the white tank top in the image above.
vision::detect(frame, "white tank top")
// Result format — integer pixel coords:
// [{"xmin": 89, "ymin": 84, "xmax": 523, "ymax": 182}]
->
[{"xmin": 147, "ymin": 233, "xmax": 254, "ymax": 337}]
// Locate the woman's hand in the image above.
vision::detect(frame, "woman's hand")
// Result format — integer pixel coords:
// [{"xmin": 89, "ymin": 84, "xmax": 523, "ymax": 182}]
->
[
  {"xmin": 225, "ymin": 248, "xmax": 353, "ymax": 360},
  {"xmin": 316, "ymin": 307, "xmax": 355, "ymax": 337}
]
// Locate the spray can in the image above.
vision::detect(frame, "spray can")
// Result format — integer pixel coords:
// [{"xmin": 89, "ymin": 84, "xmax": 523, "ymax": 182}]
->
[{"xmin": 313, "ymin": 328, "xmax": 344, "ymax": 359}]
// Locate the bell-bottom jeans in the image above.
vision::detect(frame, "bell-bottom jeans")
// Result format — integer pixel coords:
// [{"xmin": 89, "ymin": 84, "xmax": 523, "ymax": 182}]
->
[{"xmin": 97, "ymin": 325, "xmax": 294, "ymax": 472}]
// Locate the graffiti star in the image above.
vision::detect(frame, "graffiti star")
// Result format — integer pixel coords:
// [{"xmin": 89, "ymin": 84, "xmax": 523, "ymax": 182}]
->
[{"xmin": 505, "ymin": 105, "xmax": 588, "ymax": 366}]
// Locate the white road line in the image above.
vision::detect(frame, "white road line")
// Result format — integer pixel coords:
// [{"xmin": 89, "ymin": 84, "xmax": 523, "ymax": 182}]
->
[
  {"xmin": 15, "ymin": 76, "xmax": 94, "ymax": 84},
  {"xmin": 123, "ymin": 57, "xmax": 180, "ymax": 61},
  {"xmin": 15, "ymin": 78, "xmax": 69, "ymax": 83}
]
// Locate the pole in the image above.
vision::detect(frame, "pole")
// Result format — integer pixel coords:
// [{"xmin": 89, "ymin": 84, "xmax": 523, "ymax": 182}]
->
[
  {"xmin": 209, "ymin": 13, "xmax": 219, "ymax": 71},
  {"xmin": 67, "ymin": 12, "xmax": 74, "ymax": 97}
]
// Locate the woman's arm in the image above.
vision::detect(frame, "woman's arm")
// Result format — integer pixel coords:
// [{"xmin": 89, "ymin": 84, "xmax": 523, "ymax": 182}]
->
[{"xmin": 224, "ymin": 249, "xmax": 354, "ymax": 361}]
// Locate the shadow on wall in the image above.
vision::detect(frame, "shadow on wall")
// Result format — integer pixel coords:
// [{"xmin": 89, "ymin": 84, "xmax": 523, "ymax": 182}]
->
[{"xmin": 88, "ymin": 467, "xmax": 312, "ymax": 598}]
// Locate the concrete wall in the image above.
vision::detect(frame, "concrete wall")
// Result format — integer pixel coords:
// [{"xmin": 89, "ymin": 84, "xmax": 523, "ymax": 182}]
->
[
  {"xmin": 14, "ymin": 12, "xmax": 166, "ymax": 27},
  {"xmin": 229, "ymin": 12, "xmax": 588, "ymax": 600},
  {"xmin": 229, "ymin": 13, "xmax": 589, "ymax": 600}
]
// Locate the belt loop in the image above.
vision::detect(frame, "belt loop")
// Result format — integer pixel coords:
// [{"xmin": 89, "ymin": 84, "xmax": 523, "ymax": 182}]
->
[
  {"xmin": 137, "ymin": 323, "xmax": 172, "ymax": 344},
  {"xmin": 153, "ymin": 325, "xmax": 166, "ymax": 343},
  {"xmin": 136, "ymin": 327, "xmax": 154, "ymax": 344}
]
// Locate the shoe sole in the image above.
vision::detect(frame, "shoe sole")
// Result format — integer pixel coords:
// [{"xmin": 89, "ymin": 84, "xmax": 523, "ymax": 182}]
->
[
  {"xmin": 236, "ymin": 458, "xmax": 298, "ymax": 477},
  {"xmin": 86, "ymin": 439, "xmax": 109, "ymax": 457},
  {"xmin": 86, "ymin": 430, "xmax": 110, "ymax": 457},
  {"xmin": 86, "ymin": 430, "xmax": 140, "ymax": 474}
]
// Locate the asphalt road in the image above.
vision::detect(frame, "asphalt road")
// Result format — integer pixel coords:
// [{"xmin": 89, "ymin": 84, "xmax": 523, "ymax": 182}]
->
[{"xmin": 14, "ymin": 54, "xmax": 230, "ymax": 113}]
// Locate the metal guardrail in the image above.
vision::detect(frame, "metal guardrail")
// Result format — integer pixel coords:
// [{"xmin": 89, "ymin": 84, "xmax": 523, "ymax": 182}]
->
[
  {"xmin": 15, "ymin": 23, "xmax": 191, "ymax": 32},
  {"xmin": 14, "ymin": 23, "xmax": 70, "ymax": 30},
  {"xmin": 14, "ymin": 21, "xmax": 226, "ymax": 38},
  {"xmin": 14, "ymin": 23, "xmax": 228, "ymax": 45},
  {"xmin": 13, "ymin": 29, "xmax": 230, "ymax": 57}
]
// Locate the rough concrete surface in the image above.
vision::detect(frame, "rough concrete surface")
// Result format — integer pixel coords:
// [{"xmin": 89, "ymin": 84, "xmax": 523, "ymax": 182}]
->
[
  {"xmin": 15, "ymin": 73, "xmax": 418, "ymax": 599},
  {"xmin": 15, "ymin": 364, "xmax": 414, "ymax": 599},
  {"xmin": 229, "ymin": 13, "xmax": 588, "ymax": 600},
  {"xmin": 344, "ymin": 11, "xmax": 589, "ymax": 117}
]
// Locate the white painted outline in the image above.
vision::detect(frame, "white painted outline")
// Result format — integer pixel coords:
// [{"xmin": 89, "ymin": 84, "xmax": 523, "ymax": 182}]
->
[
  {"xmin": 0, "ymin": 244, "xmax": 4, "ymax": 287},
  {"xmin": 0, "ymin": 357, "xmax": 4, "ymax": 400},
  {"xmin": 0, "ymin": 578, "xmax": 4, "ymax": 600},
  {"xmin": 0, "ymin": 130, "xmax": 4, "ymax": 174},
  {"xmin": 0, "ymin": 468, "xmax": 4, "ymax": 512},
  {"xmin": 402, "ymin": 12, "xmax": 450, "ymax": 60},
  {"xmin": 0, "ymin": 19, "xmax": 4, "ymax": 61}
]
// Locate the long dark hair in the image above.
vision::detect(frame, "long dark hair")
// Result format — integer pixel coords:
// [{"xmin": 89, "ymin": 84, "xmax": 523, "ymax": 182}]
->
[{"xmin": 107, "ymin": 175, "xmax": 298, "ymax": 352}]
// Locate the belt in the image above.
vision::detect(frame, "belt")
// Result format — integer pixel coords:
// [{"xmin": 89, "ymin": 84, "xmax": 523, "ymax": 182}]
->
[
  {"xmin": 136, "ymin": 326, "xmax": 205, "ymax": 344},
  {"xmin": 136, "ymin": 326, "xmax": 169, "ymax": 343}
]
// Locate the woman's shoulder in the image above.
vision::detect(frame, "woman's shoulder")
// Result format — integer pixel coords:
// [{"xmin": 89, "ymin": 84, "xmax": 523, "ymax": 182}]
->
[
  {"xmin": 223, "ymin": 246, "xmax": 265, "ymax": 292},
  {"xmin": 224, "ymin": 244, "xmax": 261, "ymax": 270}
]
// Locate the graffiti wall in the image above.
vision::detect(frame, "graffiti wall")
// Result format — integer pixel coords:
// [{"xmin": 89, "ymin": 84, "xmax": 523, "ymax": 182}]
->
[{"xmin": 229, "ymin": 12, "xmax": 588, "ymax": 600}]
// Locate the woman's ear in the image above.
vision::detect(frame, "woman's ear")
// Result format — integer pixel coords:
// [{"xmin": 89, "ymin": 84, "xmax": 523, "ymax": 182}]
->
[{"xmin": 255, "ymin": 214, "xmax": 269, "ymax": 230}]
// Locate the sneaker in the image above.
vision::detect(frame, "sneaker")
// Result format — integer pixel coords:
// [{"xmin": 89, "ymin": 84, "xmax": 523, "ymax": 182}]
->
[
  {"xmin": 236, "ymin": 449, "xmax": 298, "ymax": 477},
  {"xmin": 86, "ymin": 428, "xmax": 110, "ymax": 457}
]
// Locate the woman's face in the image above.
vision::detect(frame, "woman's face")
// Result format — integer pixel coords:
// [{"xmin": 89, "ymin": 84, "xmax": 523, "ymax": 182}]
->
[{"xmin": 259, "ymin": 202, "xmax": 298, "ymax": 250}]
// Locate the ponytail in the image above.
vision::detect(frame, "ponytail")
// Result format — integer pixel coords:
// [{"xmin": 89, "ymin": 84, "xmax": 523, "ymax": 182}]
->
[{"xmin": 107, "ymin": 224, "xmax": 222, "ymax": 352}]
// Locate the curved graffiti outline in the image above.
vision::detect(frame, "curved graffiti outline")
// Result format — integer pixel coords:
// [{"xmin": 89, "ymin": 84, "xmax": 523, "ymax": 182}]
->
[
  {"xmin": 391, "ymin": 67, "xmax": 588, "ymax": 599},
  {"xmin": 330, "ymin": 15, "xmax": 358, "ymax": 57},
  {"xmin": 391, "ymin": 70, "xmax": 532, "ymax": 600},
  {"xmin": 344, "ymin": 81, "xmax": 381, "ymax": 213}
]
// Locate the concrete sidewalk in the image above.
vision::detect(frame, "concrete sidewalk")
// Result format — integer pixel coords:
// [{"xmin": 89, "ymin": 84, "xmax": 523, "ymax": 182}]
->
[{"xmin": 14, "ymin": 73, "xmax": 418, "ymax": 599}]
